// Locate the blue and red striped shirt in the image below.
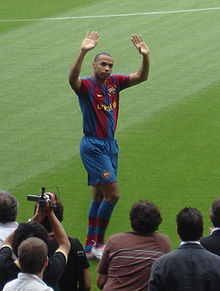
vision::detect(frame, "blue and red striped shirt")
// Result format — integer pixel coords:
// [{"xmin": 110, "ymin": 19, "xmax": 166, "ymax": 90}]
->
[{"xmin": 75, "ymin": 75, "xmax": 130, "ymax": 140}]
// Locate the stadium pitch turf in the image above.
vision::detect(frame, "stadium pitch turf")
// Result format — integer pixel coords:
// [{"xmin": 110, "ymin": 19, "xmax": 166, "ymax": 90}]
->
[{"xmin": 1, "ymin": 0, "xmax": 220, "ymax": 289}]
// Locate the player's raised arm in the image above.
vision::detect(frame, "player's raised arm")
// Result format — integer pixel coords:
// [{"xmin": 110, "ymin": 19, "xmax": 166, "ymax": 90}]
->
[
  {"xmin": 129, "ymin": 34, "xmax": 150, "ymax": 87},
  {"xmin": 69, "ymin": 31, "xmax": 99, "ymax": 91}
]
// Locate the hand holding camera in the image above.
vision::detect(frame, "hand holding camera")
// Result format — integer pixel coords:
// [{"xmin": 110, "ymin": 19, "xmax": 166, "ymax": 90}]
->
[{"xmin": 27, "ymin": 187, "xmax": 56, "ymax": 222}]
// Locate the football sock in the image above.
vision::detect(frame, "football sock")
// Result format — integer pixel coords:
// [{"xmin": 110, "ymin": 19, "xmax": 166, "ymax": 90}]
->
[
  {"xmin": 85, "ymin": 200, "xmax": 100, "ymax": 252},
  {"xmin": 95, "ymin": 199, "xmax": 116, "ymax": 247}
]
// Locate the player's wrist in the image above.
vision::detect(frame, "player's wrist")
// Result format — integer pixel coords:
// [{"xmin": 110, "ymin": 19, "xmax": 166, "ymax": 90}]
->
[
  {"xmin": 142, "ymin": 51, "xmax": 150, "ymax": 57},
  {"xmin": 80, "ymin": 47, "xmax": 89, "ymax": 55}
]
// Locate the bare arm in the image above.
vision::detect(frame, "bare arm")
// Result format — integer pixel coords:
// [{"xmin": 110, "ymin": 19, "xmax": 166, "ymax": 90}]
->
[
  {"xmin": 32, "ymin": 199, "xmax": 70, "ymax": 260},
  {"xmin": 96, "ymin": 273, "xmax": 107, "ymax": 290},
  {"xmin": 83, "ymin": 268, "xmax": 91, "ymax": 291},
  {"xmin": 69, "ymin": 31, "xmax": 99, "ymax": 91},
  {"xmin": 47, "ymin": 210, "xmax": 70, "ymax": 259},
  {"xmin": 129, "ymin": 34, "xmax": 150, "ymax": 87}
]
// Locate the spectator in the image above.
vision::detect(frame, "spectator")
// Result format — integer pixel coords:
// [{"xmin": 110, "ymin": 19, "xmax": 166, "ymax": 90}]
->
[
  {"xmin": 0, "ymin": 190, "xmax": 18, "ymax": 247},
  {"xmin": 200, "ymin": 197, "xmax": 220, "ymax": 256},
  {"xmin": 96, "ymin": 200, "xmax": 171, "ymax": 290},
  {"xmin": 3, "ymin": 237, "xmax": 53, "ymax": 291},
  {"xmin": 0, "ymin": 197, "xmax": 70, "ymax": 290},
  {"xmin": 149, "ymin": 207, "xmax": 220, "ymax": 291},
  {"xmin": 35, "ymin": 192, "xmax": 91, "ymax": 291}
]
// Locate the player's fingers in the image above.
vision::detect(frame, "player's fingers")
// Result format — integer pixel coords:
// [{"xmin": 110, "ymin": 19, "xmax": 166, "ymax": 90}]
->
[
  {"xmin": 90, "ymin": 31, "xmax": 99, "ymax": 40},
  {"xmin": 131, "ymin": 34, "xmax": 140, "ymax": 45},
  {"xmin": 131, "ymin": 34, "xmax": 138, "ymax": 41},
  {"xmin": 138, "ymin": 34, "xmax": 144, "ymax": 42}
]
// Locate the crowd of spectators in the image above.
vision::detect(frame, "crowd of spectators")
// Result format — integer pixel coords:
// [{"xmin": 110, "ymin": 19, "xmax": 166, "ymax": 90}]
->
[{"xmin": 1, "ymin": 189, "xmax": 220, "ymax": 291}]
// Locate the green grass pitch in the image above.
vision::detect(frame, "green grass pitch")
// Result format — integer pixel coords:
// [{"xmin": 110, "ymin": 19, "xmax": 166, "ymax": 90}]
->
[{"xmin": 1, "ymin": 0, "xmax": 220, "ymax": 289}]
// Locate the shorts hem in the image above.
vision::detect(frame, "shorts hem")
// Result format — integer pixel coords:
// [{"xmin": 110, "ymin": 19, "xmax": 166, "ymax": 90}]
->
[{"xmin": 89, "ymin": 181, "xmax": 118, "ymax": 187}]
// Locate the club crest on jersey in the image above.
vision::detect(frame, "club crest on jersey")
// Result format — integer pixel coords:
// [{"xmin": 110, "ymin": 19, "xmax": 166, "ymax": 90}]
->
[
  {"xmin": 102, "ymin": 170, "xmax": 111, "ymax": 180},
  {"xmin": 108, "ymin": 85, "xmax": 116, "ymax": 95}
]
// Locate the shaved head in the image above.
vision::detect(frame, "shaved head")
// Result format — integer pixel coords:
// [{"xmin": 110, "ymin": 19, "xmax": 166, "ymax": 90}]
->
[{"xmin": 94, "ymin": 52, "xmax": 113, "ymax": 62}]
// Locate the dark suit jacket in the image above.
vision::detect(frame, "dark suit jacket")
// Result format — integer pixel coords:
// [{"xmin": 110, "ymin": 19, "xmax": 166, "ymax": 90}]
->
[
  {"xmin": 149, "ymin": 243, "xmax": 220, "ymax": 291},
  {"xmin": 200, "ymin": 229, "xmax": 220, "ymax": 256}
]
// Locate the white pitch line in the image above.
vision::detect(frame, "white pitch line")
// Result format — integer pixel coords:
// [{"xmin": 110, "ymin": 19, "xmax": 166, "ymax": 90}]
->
[{"xmin": 0, "ymin": 6, "xmax": 220, "ymax": 22}]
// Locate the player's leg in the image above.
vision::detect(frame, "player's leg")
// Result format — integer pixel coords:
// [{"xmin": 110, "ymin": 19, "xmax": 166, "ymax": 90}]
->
[
  {"xmin": 80, "ymin": 137, "xmax": 106, "ymax": 257},
  {"xmin": 98, "ymin": 181, "xmax": 119, "ymax": 203},
  {"xmin": 85, "ymin": 186, "xmax": 103, "ymax": 257},
  {"xmin": 85, "ymin": 182, "xmax": 119, "ymax": 258},
  {"xmin": 80, "ymin": 137, "xmax": 119, "ymax": 258},
  {"xmin": 92, "ymin": 182, "xmax": 119, "ymax": 260}
]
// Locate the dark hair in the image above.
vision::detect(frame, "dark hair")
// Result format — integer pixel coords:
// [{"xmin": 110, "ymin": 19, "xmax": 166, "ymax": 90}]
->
[
  {"xmin": 176, "ymin": 207, "xmax": 203, "ymax": 241},
  {"xmin": 18, "ymin": 237, "xmax": 48, "ymax": 274},
  {"xmin": 0, "ymin": 191, "xmax": 18, "ymax": 223},
  {"xmin": 34, "ymin": 193, "xmax": 64, "ymax": 233},
  {"xmin": 94, "ymin": 52, "xmax": 112, "ymax": 62},
  {"xmin": 13, "ymin": 221, "xmax": 49, "ymax": 257},
  {"xmin": 130, "ymin": 200, "xmax": 162, "ymax": 233},
  {"xmin": 210, "ymin": 197, "xmax": 220, "ymax": 227}
]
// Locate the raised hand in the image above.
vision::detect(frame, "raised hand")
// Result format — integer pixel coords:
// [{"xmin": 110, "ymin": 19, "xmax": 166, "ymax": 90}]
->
[
  {"xmin": 131, "ymin": 34, "xmax": 149, "ymax": 56},
  {"xmin": 81, "ymin": 31, "xmax": 99, "ymax": 52}
]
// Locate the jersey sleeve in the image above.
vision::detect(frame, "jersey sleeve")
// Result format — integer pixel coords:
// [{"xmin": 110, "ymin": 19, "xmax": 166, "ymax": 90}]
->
[
  {"xmin": 111, "ymin": 74, "xmax": 130, "ymax": 91},
  {"xmin": 75, "ymin": 78, "xmax": 91, "ymax": 97}
]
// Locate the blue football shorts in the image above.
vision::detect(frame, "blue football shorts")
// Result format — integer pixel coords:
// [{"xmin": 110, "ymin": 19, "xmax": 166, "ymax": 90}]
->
[{"xmin": 80, "ymin": 136, "xmax": 119, "ymax": 186}]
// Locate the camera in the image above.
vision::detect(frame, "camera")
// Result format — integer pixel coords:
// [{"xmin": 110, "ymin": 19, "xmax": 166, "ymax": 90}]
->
[{"xmin": 27, "ymin": 187, "xmax": 54, "ymax": 208}]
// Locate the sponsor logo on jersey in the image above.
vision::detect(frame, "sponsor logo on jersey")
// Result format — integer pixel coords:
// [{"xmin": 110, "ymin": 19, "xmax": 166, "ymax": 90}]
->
[{"xmin": 97, "ymin": 101, "xmax": 117, "ymax": 111}]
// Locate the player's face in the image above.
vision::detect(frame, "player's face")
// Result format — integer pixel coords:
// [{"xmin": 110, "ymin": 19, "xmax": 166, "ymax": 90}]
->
[{"xmin": 93, "ymin": 55, "xmax": 114, "ymax": 83}]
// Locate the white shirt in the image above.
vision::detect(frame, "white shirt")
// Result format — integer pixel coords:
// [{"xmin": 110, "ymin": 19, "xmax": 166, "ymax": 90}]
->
[
  {"xmin": 3, "ymin": 273, "xmax": 53, "ymax": 291},
  {"xmin": 0, "ymin": 221, "xmax": 18, "ymax": 247}
]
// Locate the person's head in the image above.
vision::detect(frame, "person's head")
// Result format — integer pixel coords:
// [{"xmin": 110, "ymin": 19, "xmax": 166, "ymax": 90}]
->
[
  {"xmin": 210, "ymin": 197, "xmax": 220, "ymax": 227},
  {"xmin": 18, "ymin": 237, "xmax": 48, "ymax": 275},
  {"xmin": 0, "ymin": 190, "xmax": 18, "ymax": 223},
  {"xmin": 92, "ymin": 53, "xmax": 114, "ymax": 83},
  {"xmin": 34, "ymin": 192, "xmax": 64, "ymax": 233},
  {"xmin": 13, "ymin": 221, "xmax": 49, "ymax": 257},
  {"xmin": 130, "ymin": 200, "xmax": 162, "ymax": 233},
  {"xmin": 176, "ymin": 207, "xmax": 203, "ymax": 241}
]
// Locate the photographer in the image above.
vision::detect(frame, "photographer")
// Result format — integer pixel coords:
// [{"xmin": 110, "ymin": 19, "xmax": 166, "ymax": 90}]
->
[
  {"xmin": 0, "ymin": 193, "xmax": 70, "ymax": 291},
  {"xmin": 34, "ymin": 193, "xmax": 91, "ymax": 291}
]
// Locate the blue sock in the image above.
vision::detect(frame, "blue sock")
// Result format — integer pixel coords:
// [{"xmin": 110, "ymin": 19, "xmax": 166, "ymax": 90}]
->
[
  {"xmin": 85, "ymin": 200, "xmax": 100, "ymax": 251},
  {"xmin": 96, "ymin": 200, "xmax": 116, "ymax": 246}
]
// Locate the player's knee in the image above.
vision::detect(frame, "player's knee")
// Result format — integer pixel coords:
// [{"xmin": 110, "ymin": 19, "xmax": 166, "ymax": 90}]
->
[
  {"xmin": 115, "ymin": 192, "xmax": 120, "ymax": 201},
  {"xmin": 110, "ymin": 191, "xmax": 120, "ymax": 204}
]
